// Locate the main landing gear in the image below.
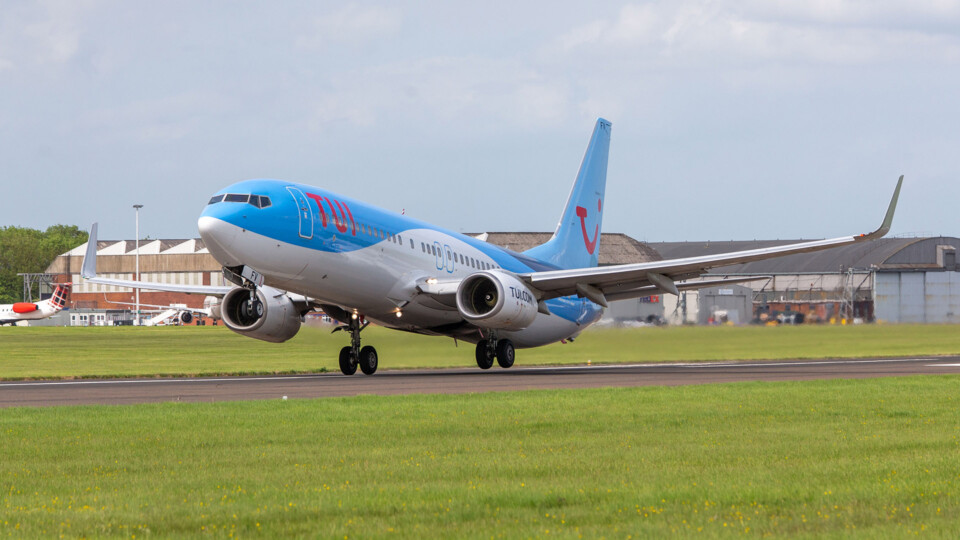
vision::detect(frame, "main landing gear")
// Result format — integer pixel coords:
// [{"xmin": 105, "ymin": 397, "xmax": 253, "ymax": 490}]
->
[
  {"xmin": 475, "ymin": 337, "xmax": 515, "ymax": 370},
  {"xmin": 334, "ymin": 316, "xmax": 378, "ymax": 376}
]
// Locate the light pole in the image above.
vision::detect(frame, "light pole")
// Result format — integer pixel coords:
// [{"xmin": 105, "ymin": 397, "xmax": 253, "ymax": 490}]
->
[{"xmin": 133, "ymin": 204, "xmax": 143, "ymax": 325}]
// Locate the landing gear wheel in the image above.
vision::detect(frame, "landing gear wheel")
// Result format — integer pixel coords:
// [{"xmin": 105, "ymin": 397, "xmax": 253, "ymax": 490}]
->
[
  {"xmin": 359, "ymin": 345, "xmax": 378, "ymax": 375},
  {"xmin": 475, "ymin": 340, "xmax": 495, "ymax": 370},
  {"xmin": 496, "ymin": 339, "xmax": 515, "ymax": 369},
  {"xmin": 339, "ymin": 346, "xmax": 357, "ymax": 375}
]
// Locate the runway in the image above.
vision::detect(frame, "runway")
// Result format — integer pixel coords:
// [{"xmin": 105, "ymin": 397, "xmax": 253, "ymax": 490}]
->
[{"xmin": 2, "ymin": 356, "xmax": 959, "ymax": 408}]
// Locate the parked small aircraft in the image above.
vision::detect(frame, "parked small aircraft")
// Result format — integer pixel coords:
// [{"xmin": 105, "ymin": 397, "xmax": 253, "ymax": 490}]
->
[
  {"xmin": 102, "ymin": 296, "xmax": 211, "ymax": 326},
  {"xmin": 81, "ymin": 119, "xmax": 903, "ymax": 375},
  {"xmin": 0, "ymin": 283, "xmax": 71, "ymax": 325}
]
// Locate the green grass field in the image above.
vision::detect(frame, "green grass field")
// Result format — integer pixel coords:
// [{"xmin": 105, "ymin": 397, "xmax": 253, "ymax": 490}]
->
[
  {"xmin": 1, "ymin": 323, "xmax": 959, "ymax": 380},
  {"xmin": 2, "ymin": 376, "xmax": 958, "ymax": 538}
]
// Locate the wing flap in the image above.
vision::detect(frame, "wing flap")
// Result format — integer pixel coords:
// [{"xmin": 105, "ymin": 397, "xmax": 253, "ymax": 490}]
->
[{"xmin": 604, "ymin": 276, "xmax": 771, "ymax": 302}]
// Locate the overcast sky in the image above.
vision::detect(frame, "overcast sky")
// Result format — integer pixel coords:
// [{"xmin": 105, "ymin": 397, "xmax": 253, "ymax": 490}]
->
[{"xmin": 2, "ymin": 1, "xmax": 958, "ymax": 242}]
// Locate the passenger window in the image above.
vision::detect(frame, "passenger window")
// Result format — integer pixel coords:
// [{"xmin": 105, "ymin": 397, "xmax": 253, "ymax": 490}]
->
[
  {"xmin": 398, "ymin": 234, "xmax": 402, "ymax": 244},
  {"xmin": 421, "ymin": 243, "xmax": 425, "ymax": 252}
]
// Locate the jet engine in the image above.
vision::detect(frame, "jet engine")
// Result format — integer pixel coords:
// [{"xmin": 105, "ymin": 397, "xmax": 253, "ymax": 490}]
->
[
  {"xmin": 455, "ymin": 271, "xmax": 539, "ymax": 330},
  {"xmin": 176, "ymin": 311, "xmax": 194, "ymax": 325},
  {"xmin": 220, "ymin": 286, "xmax": 302, "ymax": 343}
]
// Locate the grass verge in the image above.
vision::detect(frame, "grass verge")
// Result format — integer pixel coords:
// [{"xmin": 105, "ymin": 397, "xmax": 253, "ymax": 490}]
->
[
  {"xmin": 2, "ymin": 376, "xmax": 958, "ymax": 538},
  {"xmin": 1, "ymin": 324, "xmax": 959, "ymax": 380}
]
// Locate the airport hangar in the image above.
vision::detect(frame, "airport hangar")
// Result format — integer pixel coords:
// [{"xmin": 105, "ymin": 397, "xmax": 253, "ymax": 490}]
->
[{"xmin": 41, "ymin": 233, "xmax": 960, "ymax": 326}]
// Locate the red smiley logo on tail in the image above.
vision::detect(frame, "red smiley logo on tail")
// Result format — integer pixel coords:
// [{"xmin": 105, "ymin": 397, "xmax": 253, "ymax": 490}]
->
[{"xmin": 575, "ymin": 199, "xmax": 601, "ymax": 254}]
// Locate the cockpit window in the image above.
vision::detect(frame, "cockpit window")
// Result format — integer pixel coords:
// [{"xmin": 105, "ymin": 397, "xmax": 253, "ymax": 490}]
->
[
  {"xmin": 209, "ymin": 193, "xmax": 271, "ymax": 208},
  {"xmin": 251, "ymin": 195, "xmax": 272, "ymax": 208}
]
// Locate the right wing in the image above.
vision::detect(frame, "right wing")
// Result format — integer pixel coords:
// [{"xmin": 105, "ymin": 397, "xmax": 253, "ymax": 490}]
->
[
  {"xmin": 81, "ymin": 223, "xmax": 234, "ymax": 296},
  {"xmin": 520, "ymin": 176, "xmax": 903, "ymax": 305}
]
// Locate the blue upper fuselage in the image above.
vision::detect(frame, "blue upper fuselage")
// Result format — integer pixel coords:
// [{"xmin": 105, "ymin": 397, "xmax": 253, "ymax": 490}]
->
[{"xmin": 199, "ymin": 179, "xmax": 562, "ymax": 274}]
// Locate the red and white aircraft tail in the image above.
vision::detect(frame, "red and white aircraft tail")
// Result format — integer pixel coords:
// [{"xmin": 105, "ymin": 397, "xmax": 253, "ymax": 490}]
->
[{"xmin": 0, "ymin": 283, "xmax": 71, "ymax": 325}]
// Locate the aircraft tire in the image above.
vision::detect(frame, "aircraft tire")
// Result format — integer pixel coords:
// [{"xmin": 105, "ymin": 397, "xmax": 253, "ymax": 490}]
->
[
  {"xmin": 495, "ymin": 339, "xmax": 515, "ymax": 369},
  {"xmin": 339, "ymin": 346, "xmax": 357, "ymax": 375},
  {"xmin": 359, "ymin": 345, "xmax": 378, "ymax": 375},
  {"xmin": 475, "ymin": 340, "xmax": 494, "ymax": 370}
]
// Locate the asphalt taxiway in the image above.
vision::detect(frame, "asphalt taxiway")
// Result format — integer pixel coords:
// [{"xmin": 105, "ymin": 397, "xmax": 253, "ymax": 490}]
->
[{"xmin": 2, "ymin": 356, "xmax": 959, "ymax": 407}]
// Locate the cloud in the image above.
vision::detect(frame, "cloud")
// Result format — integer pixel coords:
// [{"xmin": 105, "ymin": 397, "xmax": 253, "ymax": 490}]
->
[
  {"xmin": 308, "ymin": 56, "xmax": 571, "ymax": 130},
  {"xmin": 0, "ymin": 0, "xmax": 102, "ymax": 72},
  {"xmin": 297, "ymin": 4, "xmax": 402, "ymax": 47},
  {"xmin": 76, "ymin": 91, "xmax": 234, "ymax": 143},
  {"xmin": 558, "ymin": 1, "xmax": 960, "ymax": 67}
]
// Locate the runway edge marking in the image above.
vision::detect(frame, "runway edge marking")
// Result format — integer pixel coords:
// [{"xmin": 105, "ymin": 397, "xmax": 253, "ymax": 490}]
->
[{"xmin": 0, "ymin": 357, "xmax": 949, "ymax": 388}]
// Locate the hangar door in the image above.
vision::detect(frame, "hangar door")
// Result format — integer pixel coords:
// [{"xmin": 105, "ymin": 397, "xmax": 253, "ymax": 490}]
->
[{"xmin": 874, "ymin": 271, "xmax": 960, "ymax": 323}]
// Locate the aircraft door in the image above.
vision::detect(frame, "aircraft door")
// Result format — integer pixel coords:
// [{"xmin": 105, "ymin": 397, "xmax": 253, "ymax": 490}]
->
[
  {"xmin": 444, "ymin": 244, "xmax": 455, "ymax": 274},
  {"xmin": 433, "ymin": 241, "xmax": 444, "ymax": 270},
  {"xmin": 286, "ymin": 187, "xmax": 313, "ymax": 239}
]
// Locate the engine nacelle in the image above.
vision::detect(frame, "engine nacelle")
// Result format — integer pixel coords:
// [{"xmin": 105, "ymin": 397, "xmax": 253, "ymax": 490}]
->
[
  {"xmin": 456, "ymin": 271, "xmax": 539, "ymax": 330},
  {"xmin": 177, "ymin": 311, "xmax": 194, "ymax": 325},
  {"xmin": 220, "ymin": 287, "xmax": 302, "ymax": 343}
]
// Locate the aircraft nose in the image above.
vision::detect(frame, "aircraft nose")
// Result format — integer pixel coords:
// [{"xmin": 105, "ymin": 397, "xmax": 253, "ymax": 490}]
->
[{"xmin": 198, "ymin": 216, "xmax": 242, "ymax": 267}]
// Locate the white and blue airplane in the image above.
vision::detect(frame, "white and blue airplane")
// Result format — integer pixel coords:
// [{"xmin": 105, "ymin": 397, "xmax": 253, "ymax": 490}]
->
[{"xmin": 82, "ymin": 119, "xmax": 903, "ymax": 375}]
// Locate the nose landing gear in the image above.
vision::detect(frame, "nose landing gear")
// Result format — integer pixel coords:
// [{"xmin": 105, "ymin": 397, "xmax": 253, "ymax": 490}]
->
[{"xmin": 334, "ymin": 316, "xmax": 378, "ymax": 376}]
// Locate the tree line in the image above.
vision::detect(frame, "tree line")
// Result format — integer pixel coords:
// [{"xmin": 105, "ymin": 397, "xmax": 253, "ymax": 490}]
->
[{"xmin": 0, "ymin": 225, "xmax": 88, "ymax": 303}]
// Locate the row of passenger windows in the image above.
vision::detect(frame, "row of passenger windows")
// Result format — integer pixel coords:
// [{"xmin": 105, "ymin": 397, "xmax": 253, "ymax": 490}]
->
[
  {"xmin": 419, "ymin": 241, "xmax": 498, "ymax": 270},
  {"xmin": 356, "ymin": 221, "xmax": 499, "ymax": 271},
  {"xmin": 208, "ymin": 193, "xmax": 272, "ymax": 209}
]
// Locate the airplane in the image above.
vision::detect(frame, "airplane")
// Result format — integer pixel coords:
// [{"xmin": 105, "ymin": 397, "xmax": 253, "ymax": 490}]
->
[
  {"xmin": 81, "ymin": 118, "xmax": 903, "ymax": 375},
  {"xmin": 0, "ymin": 283, "xmax": 71, "ymax": 325},
  {"xmin": 101, "ymin": 296, "xmax": 212, "ymax": 325}
]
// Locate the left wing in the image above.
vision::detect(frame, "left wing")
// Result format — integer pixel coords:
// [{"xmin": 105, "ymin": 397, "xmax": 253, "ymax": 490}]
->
[
  {"xmin": 521, "ymin": 175, "xmax": 903, "ymax": 305},
  {"xmin": 81, "ymin": 223, "xmax": 234, "ymax": 296}
]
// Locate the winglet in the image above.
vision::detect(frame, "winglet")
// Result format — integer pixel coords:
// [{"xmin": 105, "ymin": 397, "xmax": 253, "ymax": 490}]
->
[
  {"xmin": 81, "ymin": 223, "xmax": 98, "ymax": 279},
  {"xmin": 859, "ymin": 175, "xmax": 903, "ymax": 241}
]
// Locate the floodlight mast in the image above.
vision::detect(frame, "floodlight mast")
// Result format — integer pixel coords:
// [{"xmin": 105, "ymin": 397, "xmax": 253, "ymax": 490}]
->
[{"xmin": 133, "ymin": 204, "xmax": 143, "ymax": 325}]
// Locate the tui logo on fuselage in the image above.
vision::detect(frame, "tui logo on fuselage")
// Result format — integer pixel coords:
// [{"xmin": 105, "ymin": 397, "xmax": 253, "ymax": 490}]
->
[{"xmin": 306, "ymin": 193, "xmax": 356, "ymax": 235}]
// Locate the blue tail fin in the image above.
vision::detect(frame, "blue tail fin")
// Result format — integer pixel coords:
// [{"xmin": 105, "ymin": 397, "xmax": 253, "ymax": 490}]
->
[{"xmin": 524, "ymin": 118, "xmax": 611, "ymax": 269}]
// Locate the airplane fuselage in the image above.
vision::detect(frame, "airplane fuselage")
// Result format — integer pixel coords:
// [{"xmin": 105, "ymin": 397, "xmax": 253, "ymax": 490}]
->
[
  {"xmin": 0, "ymin": 285, "xmax": 70, "ymax": 325},
  {"xmin": 198, "ymin": 180, "xmax": 603, "ymax": 348}
]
